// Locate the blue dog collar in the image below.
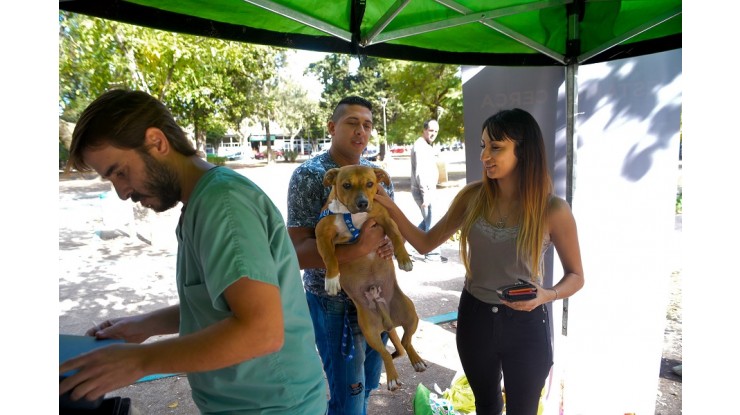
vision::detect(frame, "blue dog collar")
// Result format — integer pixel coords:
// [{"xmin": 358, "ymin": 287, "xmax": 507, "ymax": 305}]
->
[{"xmin": 318, "ymin": 209, "xmax": 361, "ymax": 243}]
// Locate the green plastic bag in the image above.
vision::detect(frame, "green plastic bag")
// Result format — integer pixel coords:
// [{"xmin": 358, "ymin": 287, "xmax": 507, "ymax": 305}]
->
[
  {"xmin": 443, "ymin": 373, "xmax": 475, "ymax": 413},
  {"xmin": 413, "ymin": 383, "xmax": 433, "ymax": 415},
  {"xmin": 416, "ymin": 382, "xmax": 455, "ymax": 415}
]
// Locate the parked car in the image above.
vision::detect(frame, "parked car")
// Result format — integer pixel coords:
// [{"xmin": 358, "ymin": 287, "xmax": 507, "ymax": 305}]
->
[
  {"xmin": 390, "ymin": 145, "xmax": 407, "ymax": 154},
  {"xmin": 226, "ymin": 152, "xmax": 244, "ymax": 161},
  {"xmin": 254, "ymin": 149, "xmax": 283, "ymax": 160},
  {"xmin": 363, "ymin": 145, "xmax": 379, "ymax": 161},
  {"xmin": 440, "ymin": 142, "xmax": 463, "ymax": 152}
]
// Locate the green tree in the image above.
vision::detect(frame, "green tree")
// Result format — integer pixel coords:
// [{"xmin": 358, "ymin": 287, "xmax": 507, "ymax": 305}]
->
[
  {"xmin": 307, "ymin": 54, "xmax": 389, "ymax": 117},
  {"xmin": 308, "ymin": 53, "xmax": 353, "ymax": 110},
  {"xmin": 385, "ymin": 61, "xmax": 463, "ymax": 145},
  {"xmin": 272, "ymin": 72, "xmax": 321, "ymax": 152},
  {"xmin": 59, "ymin": 12, "xmax": 279, "ymax": 153},
  {"xmin": 305, "ymin": 54, "xmax": 353, "ymax": 151},
  {"xmin": 307, "ymin": 54, "xmax": 395, "ymax": 157},
  {"xmin": 307, "ymin": 54, "xmax": 463, "ymax": 150}
]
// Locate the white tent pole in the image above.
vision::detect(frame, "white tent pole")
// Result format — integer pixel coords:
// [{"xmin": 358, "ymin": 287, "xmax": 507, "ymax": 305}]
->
[{"xmin": 563, "ymin": 62, "xmax": 578, "ymax": 337}]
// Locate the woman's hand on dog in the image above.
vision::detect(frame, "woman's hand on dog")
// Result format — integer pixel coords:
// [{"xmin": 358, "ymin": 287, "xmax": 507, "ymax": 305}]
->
[
  {"xmin": 374, "ymin": 188, "xmax": 405, "ymax": 225},
  {"xmin": 374, "ymin": 187, "xmax": 393, "ymax": 208}
]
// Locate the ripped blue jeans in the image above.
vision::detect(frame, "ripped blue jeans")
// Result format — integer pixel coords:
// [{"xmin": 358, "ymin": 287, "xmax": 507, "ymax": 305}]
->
[{"xmin": 306, "ymin": 291, "xmax": 388, "ymax": 415}]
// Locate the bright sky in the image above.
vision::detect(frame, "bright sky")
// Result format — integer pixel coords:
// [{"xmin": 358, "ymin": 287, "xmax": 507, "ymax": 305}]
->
[{"xmin": 283, "ymin": 49, "xmax": 327, "ymax": 101}]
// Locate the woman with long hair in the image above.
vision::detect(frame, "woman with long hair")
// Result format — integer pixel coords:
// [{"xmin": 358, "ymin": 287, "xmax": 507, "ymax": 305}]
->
[{"xmin": 375, "ymin": 108, "xmax": 584, "ymax": 415}]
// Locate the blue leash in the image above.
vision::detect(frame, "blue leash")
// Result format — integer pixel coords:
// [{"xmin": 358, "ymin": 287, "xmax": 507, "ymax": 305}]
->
[{"xmin": 341, "ymin": 307, "xmax": 355, "ymax": 361}]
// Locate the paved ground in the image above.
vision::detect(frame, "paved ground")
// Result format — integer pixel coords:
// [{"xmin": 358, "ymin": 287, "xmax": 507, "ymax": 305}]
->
[
  {"xmin": 58, "ymin": 151, "xmax": 681, "ymax": 414},
  {"xmin": 59, "ymin": 152, "xmax": 470, "ymax": 414}
]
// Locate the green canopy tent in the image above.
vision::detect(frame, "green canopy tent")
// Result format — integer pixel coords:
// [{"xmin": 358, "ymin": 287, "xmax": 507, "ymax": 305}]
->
[{"xmin": 58, "ymin": 0, "xmax": 680, "ymax": 66}]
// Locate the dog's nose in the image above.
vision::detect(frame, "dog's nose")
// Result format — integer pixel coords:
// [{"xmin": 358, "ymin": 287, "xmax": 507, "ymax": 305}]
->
[{"xmin": 356, "ymin": 199, "xmax": 369, "ymax": 211}]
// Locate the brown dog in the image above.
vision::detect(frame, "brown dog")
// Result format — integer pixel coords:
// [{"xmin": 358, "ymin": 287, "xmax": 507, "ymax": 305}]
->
[{"xmin": 315, "ymin": 165, "xmax": 427, "ymax": 390}]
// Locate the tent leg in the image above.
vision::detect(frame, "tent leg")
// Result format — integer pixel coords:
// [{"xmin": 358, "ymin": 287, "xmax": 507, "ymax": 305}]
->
[
  {"xmin": 563, "ymin": 63, "xmax": 578, "ymax": 337},
  {"xmin": 565, "ymin": 63, "xmax": 578, "ymax": 209}
]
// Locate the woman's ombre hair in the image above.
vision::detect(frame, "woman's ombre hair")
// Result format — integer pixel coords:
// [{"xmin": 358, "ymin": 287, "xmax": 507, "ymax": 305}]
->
[{"xmin": 457, "ymin": 108, "xmax": 553, "ymax": 281}]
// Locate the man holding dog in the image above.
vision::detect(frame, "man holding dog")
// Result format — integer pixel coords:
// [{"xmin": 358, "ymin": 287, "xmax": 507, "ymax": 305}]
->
[
  {"xmin": 59, "ymin": 89, "xmax": 327, "ymax": 414},
  {"xmin": 287, "ymin": 96, "xmax": 396, "ymax": 415}
]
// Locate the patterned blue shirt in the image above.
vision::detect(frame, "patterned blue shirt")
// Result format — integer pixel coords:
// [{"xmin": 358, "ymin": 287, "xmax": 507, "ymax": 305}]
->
[{"xmin": 286, "ymin": 152, "xmax": 395, "ymax": 300}]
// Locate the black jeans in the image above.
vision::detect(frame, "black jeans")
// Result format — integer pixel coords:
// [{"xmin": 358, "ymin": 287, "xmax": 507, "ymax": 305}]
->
[{"xmin": 456, "ymin": 288, "xmax": 553, "ymax": 415}]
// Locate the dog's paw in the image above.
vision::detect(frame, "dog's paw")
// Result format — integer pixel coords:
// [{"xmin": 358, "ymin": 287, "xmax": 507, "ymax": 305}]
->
[
  {"xmin": 397, "ymin": 256, "xmax": 413, "ymax": 272},
  {"xmin": 387, "ymin": 379, "xmax": 402, "ymax": 391},
  {"xmin": 412, "ymin": 360, "xmax": 428, "ymax": 372},
  {"xmin": 325, "ymin": 276, "xmax": 341, "ymax": 296}
]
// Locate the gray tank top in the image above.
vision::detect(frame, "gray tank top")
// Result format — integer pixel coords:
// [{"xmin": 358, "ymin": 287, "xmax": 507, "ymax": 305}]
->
[{"xmin": 465, "ymin": 216, "xmax": 552, "ymax": 304}]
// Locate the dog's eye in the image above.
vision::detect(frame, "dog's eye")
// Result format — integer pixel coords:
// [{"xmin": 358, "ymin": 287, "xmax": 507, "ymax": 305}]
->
[
  {"xmin": 366, "ymin": 181, "xmax": 374, "ymax": 188},
  {"xmin": 342, "ymin": 183, "xmax": 351, "ymax": 189}
]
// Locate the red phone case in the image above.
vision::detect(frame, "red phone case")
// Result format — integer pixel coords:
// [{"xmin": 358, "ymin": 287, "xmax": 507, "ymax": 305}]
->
[{"xmin": 496, "ymin": 279, "xmax": 538, "ymax": 302}]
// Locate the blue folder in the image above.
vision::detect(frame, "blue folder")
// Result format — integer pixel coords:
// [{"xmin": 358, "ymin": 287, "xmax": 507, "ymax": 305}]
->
[{"xmin": 60, "ymin": 334, "xmax": 177, "ymax": 383}]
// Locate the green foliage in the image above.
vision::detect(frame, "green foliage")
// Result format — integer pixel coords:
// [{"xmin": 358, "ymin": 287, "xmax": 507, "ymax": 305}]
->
[
  {"xmin": 207, "ymin": 155, "xmax": 227, "ymax": 166},
  {"xmin": 449, "ymin": 229, "xmax": 461, "ymax": 243},
  {"xmin": 676, "ymin": 189, "xmax": 682, "ymax": 214},
  {"xmin": 205, "ymin": 125, "xmax": 228, "ymax": 151},
  {"xmin": 386, "ymin": 61, "xmax": 463, "ymax": 144},
  {"xmin": 305, "ymin": 54, "xmax": 463, "ymax": 146},
  {"xmin": 306, "ymin": 54, "xmax": 392, "ymax": 125},
  {"xmin": 283, "ymin": 149, "xmax": 299, "ymax": 163},
  {"xmin": 270, "ymin": 58, "xmax": 323, "ymax": 148},
  {"xmin": 59, "ymin": 12, "xmax": 466, "ymax": 159},
  {"xmin": 59, "ymin": 140, "xmax": 70, "ymax": 169},
  {"xmin": 59, "ymin": 11, "xmax": 281, "ymax": 152},
  {"xmin": 307, "ymin": 53, "xmax": 353, "ymax": 111}
]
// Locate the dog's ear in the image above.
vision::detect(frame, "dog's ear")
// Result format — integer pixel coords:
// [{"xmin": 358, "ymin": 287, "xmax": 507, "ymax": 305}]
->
[
  {"xmin": 374, "ymin": 168, "xmax": 391, "ymax": 187},
  {"xmin": 323, "ymin": 168, "xmax": 341, "ymax": 187}
]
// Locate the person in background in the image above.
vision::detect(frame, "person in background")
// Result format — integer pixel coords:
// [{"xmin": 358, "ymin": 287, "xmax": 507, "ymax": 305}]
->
[
  {"xmin": 59, "ymin": 89, "xmax": 327, "ymax": 415},
  {"xmin": 287, "ymin": 96, "xmax": 396, "ymax": 415},
  {"xmin": 376, "ymin": 108, "xmax": 584, "ymax": 415},
  {"xmin": 410, "ymin": 119, "xmax": 447, "ymax": 262}
]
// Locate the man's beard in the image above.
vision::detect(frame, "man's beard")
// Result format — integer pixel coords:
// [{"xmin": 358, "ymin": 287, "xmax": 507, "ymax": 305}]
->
[{"xmin": 135, "ymin": 150, "xmax": 181, "ymax": 212}]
